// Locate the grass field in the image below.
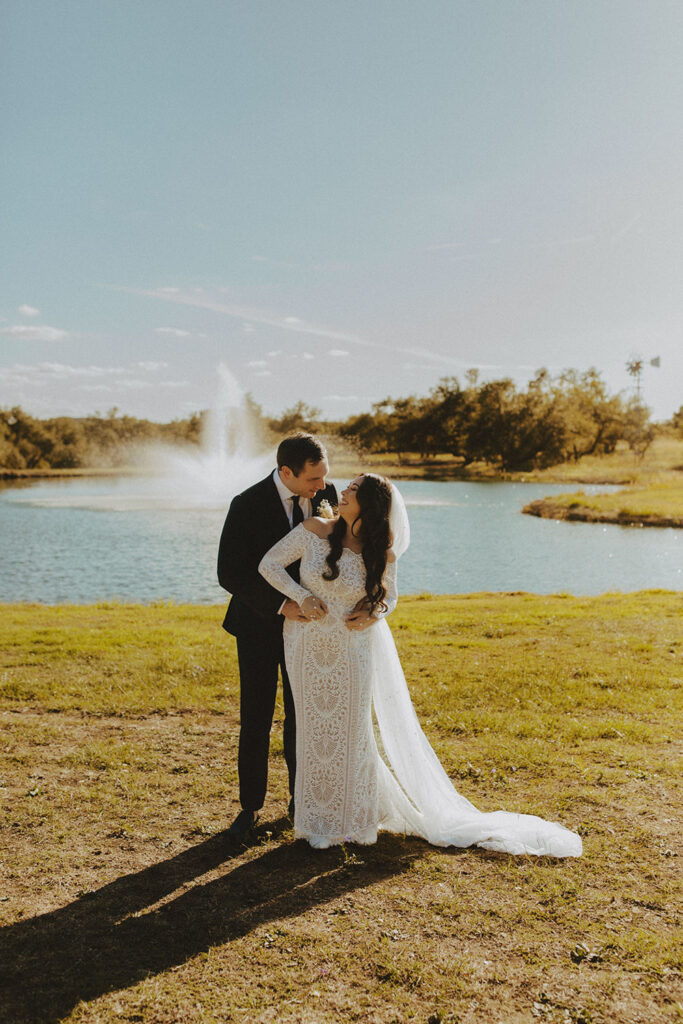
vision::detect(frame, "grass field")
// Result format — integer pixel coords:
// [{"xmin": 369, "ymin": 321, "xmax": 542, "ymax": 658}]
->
[
  {"xmin": 330, "ymin": 434, "xmax": 683, "ymax": 487},
  {"xmin": 1, "ymin": 595, "xmax": 681, "ymax": 1023}
]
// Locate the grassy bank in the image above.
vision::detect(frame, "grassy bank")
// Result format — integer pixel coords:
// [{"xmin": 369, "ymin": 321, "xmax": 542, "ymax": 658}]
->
[
  {"xmin": 1, "ymin": 595, "xmax": 681, "ymax": 1023},
  {"xmin": 515, "ymin": 435, "xmax": 683, "ymax": 485},
  {"xmin": 326, "ymin": 435, "xmax": 683, "ymax": 486},
  {"xmin": 523, "ymin": 480, "xmax": 683, "ymax": 529}
]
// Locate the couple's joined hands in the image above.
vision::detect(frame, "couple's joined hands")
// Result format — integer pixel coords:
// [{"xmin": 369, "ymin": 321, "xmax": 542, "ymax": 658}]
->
[{"xmin": 282, "ymin": 596, "xmax": 377, "ymax": 631}]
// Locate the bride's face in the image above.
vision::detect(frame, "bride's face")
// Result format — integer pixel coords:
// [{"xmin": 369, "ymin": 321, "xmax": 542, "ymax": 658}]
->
[{"xmin": 339, "ymin": 476, "xmax": 364, "ymax": 520}]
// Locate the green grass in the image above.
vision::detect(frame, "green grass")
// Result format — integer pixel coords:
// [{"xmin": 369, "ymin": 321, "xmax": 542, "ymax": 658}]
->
[
  {"xmin": 333, "ymin": 434, "xmax": 683, "ymax": 486},
  {"xmin": 539, "ymin": 482, "xmax": 683, "ymax": 521},
  {"xmin": 0, "ymin": 601, "xmax": 237, "ymax": 712},
  {"xmin": 1, "ymin": 595, "xmax": 682, "ymax": 1023},
  {"xmin": 525, "ymin": 435, "xmax": 683, "ymax": 485}
]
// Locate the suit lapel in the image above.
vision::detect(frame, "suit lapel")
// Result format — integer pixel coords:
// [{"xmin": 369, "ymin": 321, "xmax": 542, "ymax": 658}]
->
[{"xmin": 263, "ymin": 472, "xmax": 290, "ymax": 535}]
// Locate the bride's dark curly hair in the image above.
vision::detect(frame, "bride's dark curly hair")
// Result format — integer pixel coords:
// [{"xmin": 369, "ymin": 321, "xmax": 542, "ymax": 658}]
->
[{"xmin": 323, "ymin": 473, "xmax": 393, "ymax": 614}]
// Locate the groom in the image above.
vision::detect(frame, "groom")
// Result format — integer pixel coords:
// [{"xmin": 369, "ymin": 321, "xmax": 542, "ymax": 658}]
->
[{"xmin": 217, "ymin": 432, "xmax": 338, "ymax": 841}]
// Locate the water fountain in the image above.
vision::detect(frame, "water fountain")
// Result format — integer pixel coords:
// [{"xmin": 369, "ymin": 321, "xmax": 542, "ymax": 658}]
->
[
  {"xmin": 141, "ymin": 363, "xmax": 271, "ymax": 509},
  {"xmin": 3, "ymin": 364, "xmax": 271, "ymax": 513}
]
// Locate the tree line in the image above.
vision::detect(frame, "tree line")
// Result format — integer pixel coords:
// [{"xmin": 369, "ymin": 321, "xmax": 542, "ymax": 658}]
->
[
  {"xmin": 0, "ymin": 406, "xmax": 202, "ymax": 470},
  {"xmin": 272, "ymin": 368, "xmax": 662, "ymax": 471},
  {"xmin": 1, "ymin": 368, "xmax": 677, "ymax": 473}
]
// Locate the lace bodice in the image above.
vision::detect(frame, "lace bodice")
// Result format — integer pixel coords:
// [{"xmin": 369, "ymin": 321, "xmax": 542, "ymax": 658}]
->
[{"xmin": 258, "ymin": 523, "xmax": 398, "ymax": 622}]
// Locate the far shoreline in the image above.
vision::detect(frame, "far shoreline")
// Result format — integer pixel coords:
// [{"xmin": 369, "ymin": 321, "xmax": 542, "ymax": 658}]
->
[{"xmin": 0, "ymin": 460, "xmax": 655, "ymax": 486}]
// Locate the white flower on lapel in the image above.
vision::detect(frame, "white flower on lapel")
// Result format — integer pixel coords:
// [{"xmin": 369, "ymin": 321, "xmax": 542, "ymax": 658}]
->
[{"xmin": 317, "ymin": 499, "xmax": 336, "ymax": 519}]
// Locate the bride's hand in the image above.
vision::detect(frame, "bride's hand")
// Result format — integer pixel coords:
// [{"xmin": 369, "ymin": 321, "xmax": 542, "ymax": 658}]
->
[
  {"xmin": 281, "ymin": 599, "xmax": 310, "ymax": 622},
  {"xmin": 301, "ymin": 596, "xmax": 328, "ymax": 621},
  {"xmin": 345, "ymin": 606, "xmax": 377, "ymax": 631}
]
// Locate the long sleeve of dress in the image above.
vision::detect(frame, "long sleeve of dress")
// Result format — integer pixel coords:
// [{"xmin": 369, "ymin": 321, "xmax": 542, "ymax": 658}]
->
[
  {"xmin": 258, "ymin": 524, "xmax": 313, "ymax": 608},
  {"xmin": 381, "ymin": 559, "xmax": 398, "ymax": 616}
]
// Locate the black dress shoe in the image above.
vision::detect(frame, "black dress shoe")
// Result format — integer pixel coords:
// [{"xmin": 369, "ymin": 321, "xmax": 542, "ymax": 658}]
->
[
  {"xmin": 288, "ymin": 797, "xmax": 295, "ymax": 820},
  {"xmin": 228, "ymin": 809, "xmax": 259, "ymax": 841}
]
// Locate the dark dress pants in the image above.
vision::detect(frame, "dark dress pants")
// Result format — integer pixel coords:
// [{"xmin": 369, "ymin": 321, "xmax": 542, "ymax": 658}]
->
[{"xmin": 235, "ymin": 623, "xmax": 296, "ymax": 812}]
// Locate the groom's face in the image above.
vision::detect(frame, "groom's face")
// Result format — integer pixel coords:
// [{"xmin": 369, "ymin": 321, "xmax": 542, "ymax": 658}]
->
[{"xmin": 283, "ymin": 458, "xmax": 329, "ymax": 499}]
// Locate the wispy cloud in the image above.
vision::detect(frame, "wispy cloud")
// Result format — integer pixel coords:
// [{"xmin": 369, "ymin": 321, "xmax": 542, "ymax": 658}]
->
[
  {"xmin": 0, "ymin": 359, "xmax": 198, "ymax": 419},
  {"xmin": 610, "ymin": 212, "xmax": 641, "ymax": 244},
  {"xmin": 1, "ymin": 324, "xmax": 68, "ymax": 342},
  {"xmin": 329, "ymin": 349, "xmax": 349, "ymax": 357},
  {"xmin": 17, "ymin": 304, "xmax": 40, "ymax": 317},
  {"xmin": 0, "ymin": 362, "xmax": 166, "ymax": 388},
  {"xmin": 250, "ymin": 254, "xmax": 298, "ymax": 269},
  {"xmin": 424, "ymin": 242, "xmax": 465, "ymax": 252},
  {"xmin": 0, "ymin": 367, "xmax": 34, "ymax": 385},
  {"xmin": 111, "ymin": 285, "xmax": 473, "ymax": 371},
  {"xmin": 39, "ymin": 362, "xmax": 124, "ymax": 377},
  {"xmin": 154, "ymin": 327, "xmax": 191, "ymax": 337},
  {"xmin": 530, "ymin": 234, "xmax": 595, "ymax": 250}
]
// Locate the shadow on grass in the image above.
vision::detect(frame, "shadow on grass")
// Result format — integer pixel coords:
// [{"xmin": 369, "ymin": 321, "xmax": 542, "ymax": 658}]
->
[{"xmin": 0, "ymin": 818, "xmax": 421, "ymax": 1023}]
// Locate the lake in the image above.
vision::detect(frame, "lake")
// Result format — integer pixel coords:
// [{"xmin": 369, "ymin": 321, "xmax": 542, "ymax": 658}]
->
[{"xmin": 1, "ymin": 476, "xmax": 680, "ymax": 603}]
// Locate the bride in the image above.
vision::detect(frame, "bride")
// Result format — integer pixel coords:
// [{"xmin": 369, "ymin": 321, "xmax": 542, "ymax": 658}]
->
[{"xmin": 259, "ymin": 473, "xmax": 582, "ymax": 857}]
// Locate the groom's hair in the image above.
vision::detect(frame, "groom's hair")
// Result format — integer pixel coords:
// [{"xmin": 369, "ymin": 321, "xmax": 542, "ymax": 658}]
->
[{"xmin": 277, "ymin": 433, "xmax": 327, "ymax": 476}]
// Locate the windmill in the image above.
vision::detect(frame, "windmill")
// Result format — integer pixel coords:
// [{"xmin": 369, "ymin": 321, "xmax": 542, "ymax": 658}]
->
[{"xmin": 626, "ymin": 356, "xmax": 661, "ymax": 405}]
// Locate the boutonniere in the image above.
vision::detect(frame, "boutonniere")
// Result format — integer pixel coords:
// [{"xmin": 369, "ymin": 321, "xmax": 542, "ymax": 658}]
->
[{"xmin": 317, "ymin": 499, "xmax": 336, "ymax": 519}]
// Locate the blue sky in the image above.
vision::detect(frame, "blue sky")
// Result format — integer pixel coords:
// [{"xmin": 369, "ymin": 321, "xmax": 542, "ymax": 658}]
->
[{"xmin": 1, "ymin": 0, "xmax": 681, "ymax": 422}]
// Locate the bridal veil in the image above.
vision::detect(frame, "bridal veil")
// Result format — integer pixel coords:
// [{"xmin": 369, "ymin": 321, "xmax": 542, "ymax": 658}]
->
[{"xmin": 372, "ymin": 483, "xmax": 582, "ymax": 858}]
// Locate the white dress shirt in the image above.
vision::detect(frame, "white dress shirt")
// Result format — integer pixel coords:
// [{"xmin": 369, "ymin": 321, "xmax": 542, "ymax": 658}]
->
[{"xmin": 272, "ymin": 467, "xmax": 312, "ymax": 527}]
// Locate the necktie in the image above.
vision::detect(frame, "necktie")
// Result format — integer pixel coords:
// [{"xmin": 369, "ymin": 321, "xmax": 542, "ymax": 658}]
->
[{"xmin": 291, "ymin": 495, "xmax": 304, "ymax": 527}]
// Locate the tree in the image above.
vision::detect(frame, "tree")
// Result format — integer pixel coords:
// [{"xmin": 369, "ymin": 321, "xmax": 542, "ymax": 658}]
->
[
  {"xmin": 338, "ymin": 400, "xmax": 395, "ymax": 453},
  {"xmin": 0, "ymin": 407, "xmax": 55, "ymax": 468},
  {"xmin": 268, "ymin": 401, "xmax": 321, "ymax": 435},
  {"xmin": 554, "ymin": 368, "xmax": 634, "ymax": 460},
  {"xmin": 428, "ymin": 376, "xmax": 480, "ymax": 462}
]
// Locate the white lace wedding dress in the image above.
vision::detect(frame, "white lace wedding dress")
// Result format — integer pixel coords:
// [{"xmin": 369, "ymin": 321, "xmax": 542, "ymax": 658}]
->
[{"xmin": 259, "ymin": 523, "xmax": 582, "ymax": 857}]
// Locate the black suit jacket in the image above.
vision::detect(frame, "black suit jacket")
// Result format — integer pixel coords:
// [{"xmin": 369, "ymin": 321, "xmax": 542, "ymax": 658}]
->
[{"xmin": 217, "ymin": 472, "xmax": 338, "ymax": 639}]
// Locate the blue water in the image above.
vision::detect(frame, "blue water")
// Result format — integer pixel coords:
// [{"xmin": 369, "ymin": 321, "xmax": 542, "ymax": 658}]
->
[{"xmin": 1, "ymin": 476, "xmax": 680, "ymax": 603}]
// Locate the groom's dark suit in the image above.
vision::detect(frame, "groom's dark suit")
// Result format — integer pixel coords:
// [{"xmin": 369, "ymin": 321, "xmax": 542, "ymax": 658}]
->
[{"xmin": 217, "ymin": 471, "xmax": 338, "ymax": 813}]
